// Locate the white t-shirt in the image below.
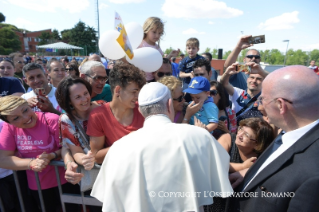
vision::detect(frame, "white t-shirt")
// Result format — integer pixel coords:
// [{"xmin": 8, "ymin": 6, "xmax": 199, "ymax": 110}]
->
[
  {"xmin": 0, "ymin": 120, "xmax": 13, "ymax": 179},
  {"xmin": 21, "ymin": 86, "xmax": 62, "ymax": 112}
]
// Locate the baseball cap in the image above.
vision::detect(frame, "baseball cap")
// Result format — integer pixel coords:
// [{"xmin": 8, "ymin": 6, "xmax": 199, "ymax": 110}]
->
[
  {"xmin": 184, "ymin": 76, "xmax": 210, "ymax": 94},
  {"xmin": 138, "ymin": 82, "xmax": 170, "ymax": 106}
]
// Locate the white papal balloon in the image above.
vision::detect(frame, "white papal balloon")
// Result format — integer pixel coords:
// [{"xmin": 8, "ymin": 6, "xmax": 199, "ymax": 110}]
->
[
  {"xmin": 126, "ymin": 47, "xmax": 163, "ymax": 73},
  {"xmin": 99, "ymin": 30, "xmax": 125, "ymax": 60},
  {"xmin": 125, "ymin": 22, "xmax": 143, "ymax": 49}
]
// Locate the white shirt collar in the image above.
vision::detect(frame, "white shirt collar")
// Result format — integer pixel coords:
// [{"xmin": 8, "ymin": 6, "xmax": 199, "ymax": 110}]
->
[{"xmin": 282, "ymin": 119, "xmax": 319, "ymax": 147}]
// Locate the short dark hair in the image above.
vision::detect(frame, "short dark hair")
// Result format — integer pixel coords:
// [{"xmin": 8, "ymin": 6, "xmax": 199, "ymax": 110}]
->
[
  {"xmin": 193, "ymin": 58, "xmax": 211, "ymax": 74},
  {"xmin": 22, "ymin": 63, "xmax": 46, "ymax": 77},
  {"xmin": 246, "ymin": 49, "xmax": 260, "ymax": 56},
  {"xmin": 63, "ymin": 57, "xmax": 69, "ymax": 63},
  {"xmin": 171, "ymin": 57, "xmax": 176, "ymax": 62},
  {"xmin": 67, "ymin": 62, "xmax": 80, "ymax": 77},
  {"xmin": 0, "ymin": 58, "xmax": 14, "ymax": 67},
  {"xmin": 55, "ymin": 76, "xmax": 92, "ymax": 121},
  {"xmin": 202, "ymin": 52, "xmax": 212, "ymax": 61},
  {"xmin": 163, "ymin": 57, "xmax": 171, "ymax": 65},
  {"xmin": 46, "ymin": 58, "xmax": 61, "ymax": 72},
  {"xmin": 210, "ymin": 81, "xmax": 227, "ymax": 110},
  {"xmin": 239, "ymin": 117, "xmax": 275, "ymax": 155},
  {"xmin": 109, "ymin": 63, "xmax": 146, "ymax": 95}
]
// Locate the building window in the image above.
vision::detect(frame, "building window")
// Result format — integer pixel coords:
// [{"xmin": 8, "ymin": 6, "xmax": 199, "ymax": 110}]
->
[{"xmin": 28, "ymin": 37, "xmax": 32, "ymax": 42}]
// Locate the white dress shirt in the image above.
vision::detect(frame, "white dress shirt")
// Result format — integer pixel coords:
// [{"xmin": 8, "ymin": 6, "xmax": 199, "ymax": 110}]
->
[{"xmin": 244, "ymin": 119, "xmax": 319, "ymax": 190}]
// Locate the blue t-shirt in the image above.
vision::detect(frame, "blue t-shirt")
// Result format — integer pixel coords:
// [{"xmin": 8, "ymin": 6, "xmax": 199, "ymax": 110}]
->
[
  {"xmin": 0, "ymin": 77, "xmax": 25, "ymax": 97},
  {"xmin": 172, "ymin": 62, "xmax": 179, "ymax": 77},
  {"xmin": 91, "ymin": 84, "xmax": 112, "ymax": 102},
  {"xmin": 189, "ymin": 96, "xmax": 219, "ymax": 133},
  {"xmin": 178, "ymin": 54, "xmax": 204, "ymax": 84}
]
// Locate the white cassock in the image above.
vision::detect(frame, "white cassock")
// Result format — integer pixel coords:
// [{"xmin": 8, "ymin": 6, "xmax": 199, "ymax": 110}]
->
[{"xmin": 91, "ymin": 115, "xmax": 233, "ymax": 212}]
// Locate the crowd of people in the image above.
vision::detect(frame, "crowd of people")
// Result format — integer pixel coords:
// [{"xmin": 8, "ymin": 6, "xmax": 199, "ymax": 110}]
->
[{"xmin": 0, "ymin": 16, "xmax": 319, "ymax": 212}]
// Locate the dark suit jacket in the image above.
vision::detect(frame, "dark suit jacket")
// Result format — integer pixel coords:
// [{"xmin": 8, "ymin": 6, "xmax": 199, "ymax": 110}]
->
[{"xmin": 230, "ymin": 122, "xmax": 319, "ymax": 212}]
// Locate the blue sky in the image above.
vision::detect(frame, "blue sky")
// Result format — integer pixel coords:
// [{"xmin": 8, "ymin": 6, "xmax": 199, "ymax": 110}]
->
[{"xmin": 1, "ymin": 0, "xmax": 318, "ymax": 54}]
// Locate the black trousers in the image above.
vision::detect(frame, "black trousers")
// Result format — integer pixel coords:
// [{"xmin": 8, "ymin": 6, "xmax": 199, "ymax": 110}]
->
[{"xmin": 0, "ymin": 174, "xmax": 21, "ymax": 212}]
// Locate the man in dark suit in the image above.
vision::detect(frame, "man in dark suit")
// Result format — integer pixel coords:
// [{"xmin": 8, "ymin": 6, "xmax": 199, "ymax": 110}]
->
[{"xmin": 229, "ymin": 65, "xmax": 319, "ymax": 211}]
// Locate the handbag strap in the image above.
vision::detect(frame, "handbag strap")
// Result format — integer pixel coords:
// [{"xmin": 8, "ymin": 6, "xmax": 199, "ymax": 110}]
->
[
  {"xmin": 235, "ymin": 95, "xmax": 258, "ymax": 117},
  {"xmin": 74, "ymin": 119, "xmax": 91, "ymax": 150}
]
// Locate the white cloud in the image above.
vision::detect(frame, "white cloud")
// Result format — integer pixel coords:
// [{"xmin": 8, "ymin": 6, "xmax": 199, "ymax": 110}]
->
[
  {"xmin": 108, "ymin": 0, "xmax": 145, "ymax": 4},
  {"xmin": 0, "ymin": 0, "xmax": 8, "ymax": 4},
  {"xmin": 307, "ymin": 43, "xmax": 319, "ymax": 50},
  {"xmin": 99, "ymin": 3, "xmax": 109, "ymax": 9},
  {"xmin": 162, "ymin": 0, "xmax": 243, "ymax": 19},
  {"xmin": 182, "ymin": 28, "xmax": 205, "ymax": 35},
  {"xmin": 208, "ymin": 21, "xmax": 214, "ymax": 25},
  {"xmin": 6, "ymin": 0, "xmax": 90, "ymax": 13},
  {"xmin": 258, "ymin": 11, "xmax": 300, "ymax": 31}
]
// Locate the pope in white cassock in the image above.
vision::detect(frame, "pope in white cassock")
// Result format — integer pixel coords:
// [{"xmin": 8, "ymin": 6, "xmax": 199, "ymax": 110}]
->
[{"xmin": 91, "ymin": 82, "xmax": 233, "ymax": 212}]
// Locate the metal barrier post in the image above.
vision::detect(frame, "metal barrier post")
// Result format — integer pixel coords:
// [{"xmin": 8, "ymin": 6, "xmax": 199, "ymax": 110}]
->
[
  {"xmin": 81, "ymin": 191, "xmax": 87, "ymax": 212},
  {"xmin": 34, "ymin": 172, "xmax": 46, "ymax": 212},
  {"xmin": 54, "ymin": 165, "xmax": 66, "ymax": 212},
  {"xmin": 13, "ymin": 171, "xmax": 26, "ymax": 212}
]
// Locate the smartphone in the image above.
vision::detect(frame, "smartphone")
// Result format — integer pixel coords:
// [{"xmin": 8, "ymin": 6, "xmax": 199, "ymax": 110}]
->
[
  {"xmin": 236, "ymin": 64, "xmax": 251, "ymax": 74},
  {"xmin": 248, "ymin": 35, "xmax": 265, "ymax": 44},
  {"xmin": 35, "ymin": 88, "xmax": 46, "ymax": 97},
  {"xmin": 219, "ymin": 116, "xmax": 227, "ymax": 121}
]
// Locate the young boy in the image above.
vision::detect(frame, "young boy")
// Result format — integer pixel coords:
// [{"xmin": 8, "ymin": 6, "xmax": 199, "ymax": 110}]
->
[
  {"xmin": 178, "ymin": 38, "xmax": 204, "ymax": 90},
  {"xmin": 183, "ymin": 76, "xmax": 219, "ymax": 133}
]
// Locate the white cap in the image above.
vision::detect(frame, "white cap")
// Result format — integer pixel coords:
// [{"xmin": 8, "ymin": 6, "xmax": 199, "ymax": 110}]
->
[{"xmin": 138, "ymin": 82, "xmax": 170, "ymax": 106}]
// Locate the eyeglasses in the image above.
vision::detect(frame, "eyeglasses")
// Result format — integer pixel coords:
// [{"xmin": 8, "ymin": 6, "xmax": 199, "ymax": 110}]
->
[
  {"xmin": 238, "ymin": 126, "xmax": 257, "ymax": 142},
  {"xmin": 85, "ymin": 74, "xmax": 108, "ymax": 83},
  {"xmin": 210, "ymin": 90, "xmax": 218, "ymax": 96},
  {"xmin": 194, "ymin": 73, "xmax": 205, "ymax": 77},
  {"xmin": 173, "ymin": 95, "xmax": 184, "ymax": 102},
  {"xmin": 157, "ymin": 72, "xmax": 172, "ymax": 78},
  {"xmin": 257, "ymin": 97, "xmax": 293, "ymax": 106},
  {"xmin": 246, "ymin": 55, "xmax": 260, "ymax": 59},
  {"xmin": 65, "ymin": 68, "xmax": 74, "ymax": 71}
]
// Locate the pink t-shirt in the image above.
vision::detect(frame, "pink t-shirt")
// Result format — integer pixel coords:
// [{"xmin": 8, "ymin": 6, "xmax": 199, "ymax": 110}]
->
[
  {"xmin": 138, "ymin": 40, "xmax": 164, "ymax": 81},
  {"xmin": 0, "ymin": 112, "xmax": 67, "ymax": 190}
]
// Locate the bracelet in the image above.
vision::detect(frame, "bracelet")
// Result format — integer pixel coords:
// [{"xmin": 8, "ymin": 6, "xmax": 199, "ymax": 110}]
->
[
  {"xmin": 28, "ymin": 158, "xmax": 34, "ymax": 170},
  {"xmin": 52, "ymin": 152, "xmax": 57, "ymax": 160},
  {"xmin": 64, "ymin": 160, "xmax": 73, "ymax": 170}
]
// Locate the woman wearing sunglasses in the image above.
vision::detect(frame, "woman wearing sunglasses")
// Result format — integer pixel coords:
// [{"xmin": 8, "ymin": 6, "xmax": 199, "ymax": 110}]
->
[
  {"xmin": 65, "ymin": 62, "xmax": 80, "ymax": 78},
  {"xmin": 158, "ymin": 76, "xmax": 203, "ymax": 124}
]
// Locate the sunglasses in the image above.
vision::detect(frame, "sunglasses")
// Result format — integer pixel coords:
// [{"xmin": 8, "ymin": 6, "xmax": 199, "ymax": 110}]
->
[
  {"xmin": 210, "ymin": 90, "xmax": 218, "ymax": 96},
  {"xmin": 0, "ymin": 58, "xmax": 13, "ymax": 62},
  {"xmin": 85, "ymin": 74, "xmax": 108, "ymax": 83},
  {"xmin": 246, "ymin": 55, "xmax": 260, "ymax": 59},
  {"xmin": 157, "ymin": 72, "xmax": 172, "ymax": 78},
  {"xmin": 65, "ymin": 68, "xmax": 74, "ymax": 71},
  {"xmin": 173, "ymin": 95, "xmax": 184, "ymax": 102},
  {"xmin": 194, "ymin": 73, "xmax": 205, "ymax": 77}
]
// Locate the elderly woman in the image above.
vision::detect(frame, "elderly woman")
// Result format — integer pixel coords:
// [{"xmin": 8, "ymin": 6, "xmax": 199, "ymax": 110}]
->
[
  {"xmin": 0, "ymin": 96, "xmax": 78, "ymax": 212},
  {"xmin": 87, "ymin": 63, "xmax": 146, "ymax": 164},
  {"xmin": 158, "ymin": 76, "xmax": 203, "ymax": 124},
  {"xmin": 65, "ymin": 62, "xmax": 80, "ymax": 78}
]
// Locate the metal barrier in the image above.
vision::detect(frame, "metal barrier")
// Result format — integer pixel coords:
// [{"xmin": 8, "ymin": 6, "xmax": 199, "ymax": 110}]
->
[{"xmin": 0, "ymin": 161, "xmax": 102, "ymax": 212}]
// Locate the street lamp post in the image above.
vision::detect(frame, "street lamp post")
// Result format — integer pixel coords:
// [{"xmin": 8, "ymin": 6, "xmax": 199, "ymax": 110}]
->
[{"xmin": 283, "ymin": 40, "xmax": 289, "ymax": 66}]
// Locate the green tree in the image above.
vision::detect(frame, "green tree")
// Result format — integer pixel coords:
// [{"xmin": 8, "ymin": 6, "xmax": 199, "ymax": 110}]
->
[
  {"xmin": 286, "ymin": 49, "xmax": 309, "ymax": 66},
  {"xmin": 267, "ymin": 49, "xmax": 284, "ymax": 65},
  {"xmin": 52, "ymin": 29, "xmax": 61, "ymax": 41},
  {"xmin": 238, "ymin": 49, "xmax": 249, "ymax": 62},
  {"xmin": 0, "ymin": 27, "xmax": 21, "ymax": 54},
  {"xmin": 309, "ymin": 49, "xmax": 319, "ymax": 65},
  {"xmin": 0, "ymin": 12, "xmax": 5, "ymax": 23},
  {"xmin": 223, "ymin": 50, "xmax": 231, "ymax": 59},
  {"xmin": 61, "ymin": 29, "xmax": 71, "ymax": 43},
  {"xmin": 164, "ymin": 47, "xmax": 173, "ymax": 55},
  {"xmin": 203, "ymin": 47, "xmax": 211, "ymax": 54},
  {"xmin": 67, "ymin": 21, "xmax": 97, "ymax": 54},
  {"xmin": 211, "ymin": 48, "xmax": 218, "ymax": 59},
  {"xmin": 38, "ymin": 32, "xmax": 52, "ymax": 45}
]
